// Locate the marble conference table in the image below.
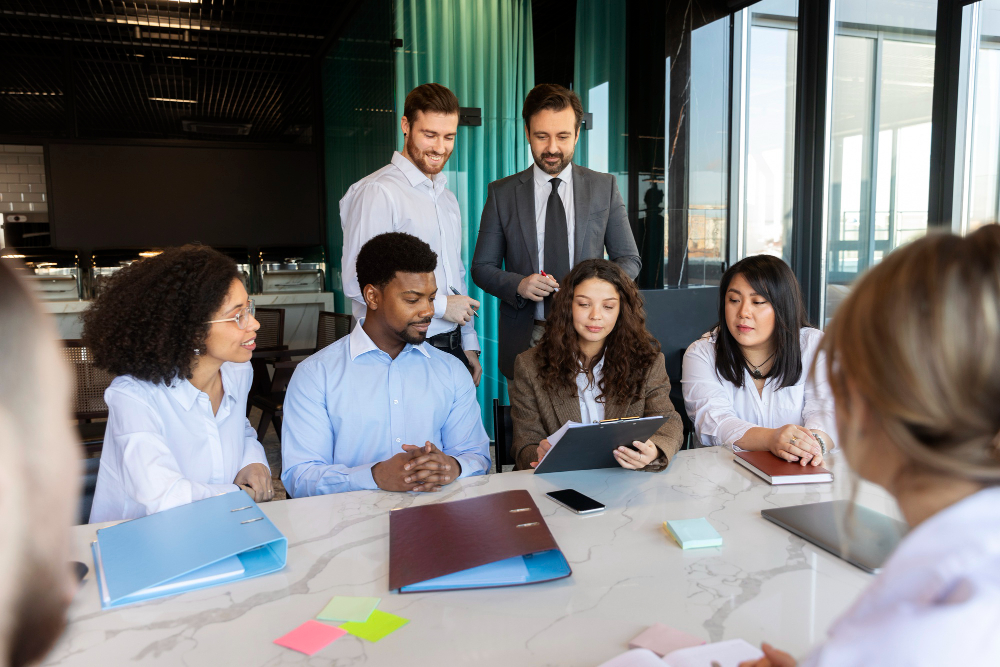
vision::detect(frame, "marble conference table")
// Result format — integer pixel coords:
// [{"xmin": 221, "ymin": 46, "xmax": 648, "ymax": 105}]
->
[{"xmin": 44, "ymin": 447, "xmax": 900, "ymax": 667}]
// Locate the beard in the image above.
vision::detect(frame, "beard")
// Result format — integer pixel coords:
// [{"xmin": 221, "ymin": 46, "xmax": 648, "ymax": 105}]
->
[
  {"xmin": 8, "ymin": 556, "xmax": 70, "ymax": 667},
  {"xmin": 532, "ymin": 147, "xmax": 574, "ymax": 175},
  {"xmin": 404, "ymin": 134, "xmax": 452, "ymax": 176},
  {"xmin": 394, "ymin": 318, "xmax": 432, "ymax": 346}
]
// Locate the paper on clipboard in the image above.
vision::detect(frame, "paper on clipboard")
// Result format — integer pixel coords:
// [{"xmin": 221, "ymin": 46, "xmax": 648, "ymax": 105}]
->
[{"xmin": 544, "ymin": 420, "xmax": 585, "ymax": 449}]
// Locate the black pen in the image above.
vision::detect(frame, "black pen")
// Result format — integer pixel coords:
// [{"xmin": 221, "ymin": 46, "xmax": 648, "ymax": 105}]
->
[{"xmin": 449, "ymin": 285, "xmax": 479, "ymax": 317}]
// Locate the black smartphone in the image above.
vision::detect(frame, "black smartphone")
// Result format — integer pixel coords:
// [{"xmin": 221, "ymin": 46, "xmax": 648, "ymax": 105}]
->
[{"xmin": 546, "ymin": 489, "xmax": 605, "ymax": 514}]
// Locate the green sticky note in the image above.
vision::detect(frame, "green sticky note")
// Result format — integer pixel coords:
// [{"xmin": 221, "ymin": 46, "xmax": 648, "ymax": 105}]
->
[
  {"xmin": 664, "ymin": 518, "xmax": 723, "ymax": 549},
  {"xmin": 317, "ymin": 596, "xmax": 381, "ymax": 623},
  {"xmin": 339, "ymin": 609, "xmax": 409, "ymax": 642}
]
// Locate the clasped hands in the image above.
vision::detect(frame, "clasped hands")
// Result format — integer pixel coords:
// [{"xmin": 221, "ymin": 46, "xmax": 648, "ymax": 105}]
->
[
  {"xmin": 531, "ymin": 437, "xmax": 659, "ymax": 470},
  {"xmin": 769, "ymin": 425, "xmax": 825, "ymax": 467},
  {"xmin": 373, "ymin": 441, "xmax": 459, "ymax": 493}
]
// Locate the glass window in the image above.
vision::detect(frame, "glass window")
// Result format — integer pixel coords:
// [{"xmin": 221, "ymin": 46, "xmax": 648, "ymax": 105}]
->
[
  {"xmin": 965, "ymin": 1, "xmax": 1000, "ymax": 233},
  {"xmin": 823, "ymin": 1, "xmax": 939, "ymax": 323},
  {"xmin": 741, "ymin": 0, "xmax": 798, "ymax": 261}
]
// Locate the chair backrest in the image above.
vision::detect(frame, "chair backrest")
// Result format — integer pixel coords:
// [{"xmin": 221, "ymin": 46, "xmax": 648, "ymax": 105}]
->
[
  {"xmin": 641, "ymin": 286, "xmax": 719, "ymax": 444},
  {"xmin": 78, "ymin": 456, "xmax": 101, "ymax": 524},
  {"xmin": 61, "ymin": 340, "xmax": 115, "ymax": 420},
  {"xmin": 317, "ymin": 311, "xmax": 351, "ymax": 351},
  {"xmin": 492, "ymin": 399, "xmax": 515, "ymax": 471},
  {"xmin": 254, "ymin": 307, "xmax": 285, "ymax": 350},
  {"xmin": 269, "ymin": 359, "xmax": 300, "ymax": 394}
]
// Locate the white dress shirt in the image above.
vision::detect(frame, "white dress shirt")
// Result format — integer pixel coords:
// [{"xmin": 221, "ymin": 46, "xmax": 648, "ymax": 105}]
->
[
  {"xmin": 280, "ymin": 321, "xmax": 491, "ymax": 498},
  {"xmin": 339, "ymin": 151, "xmax": 479, "ymax": 352},
  {"xmin": 576, "ymin": 356, "xmax": 606, "ymax": 423},
  {"xmin": 89, "ymin": 362, "xmax": 269, "ymax": 523},
  {"xmin": 681, "ymin": 327, "xmax": 836, "ymax": 448},
  {"xmin": 801, "ymin": 486, "xmax": 1000, "ymax": 666},
  {"xmin": 533, "ymin": 162, "xmax": 575, "ymax": 320}
]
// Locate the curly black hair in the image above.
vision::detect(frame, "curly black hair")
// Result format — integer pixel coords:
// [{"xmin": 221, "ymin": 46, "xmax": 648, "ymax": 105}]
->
[
  {"xmin": 81, "ymin": 244, "xmax": 241, "ymax": 384},
  {"xmin": 356, "ymin": 232, "xmax": 437, "ymax": 292}
]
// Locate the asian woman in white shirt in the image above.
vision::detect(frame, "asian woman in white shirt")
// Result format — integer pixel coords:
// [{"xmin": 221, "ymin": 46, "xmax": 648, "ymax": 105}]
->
[
  {"xmin": 509, "ymin": 259, "xmax": 684, "ymax": 471},
  {"xmin": 739, "ymin": 227, "xmax": 1000, "ymax": 666},
  {"xmin": 83, "ymin": 245, "xmax": 273, "ymax": 523},
  {"xmin": 682, "ymin": 255, "xmax": 835, "ymax": 466}
]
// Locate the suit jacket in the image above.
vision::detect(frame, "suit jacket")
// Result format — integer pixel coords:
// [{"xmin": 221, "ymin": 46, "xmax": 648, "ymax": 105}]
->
[
  {"xmin": 471, "ymin": 164, "xmax": 641, "ymax": 378},
  {"xmin": 508, "ymin": 347, "xmax": 684, "ymax": 472}
]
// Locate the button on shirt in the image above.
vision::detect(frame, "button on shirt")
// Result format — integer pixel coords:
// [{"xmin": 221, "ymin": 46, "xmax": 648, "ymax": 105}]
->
[
  {"xmin": 89, "ymin": 362, "xmax": 269, "ymax": 523},
  {"xmin": 340, "ymin": 151, "xmax": 479, "ymax": 352},
  {"xmin": 533, "ymin": 162, "xmax": 575, "ymax": 320},
  {"xmin": 801, "ymin": 486, "xmax": 1000, "ymax": 666},
  {"xmin": 280, "ymin": 322, "xmax": 491, "ymax": 498},
  {"xmin": 577, "ymin": 356, "xmax": 606, "ymax": 423},
  {"xmin": 681, "ymin": 327, "xmax": 836, "ymax": 448}
]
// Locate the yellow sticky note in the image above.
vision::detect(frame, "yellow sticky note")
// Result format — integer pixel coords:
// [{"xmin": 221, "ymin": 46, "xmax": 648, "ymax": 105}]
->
[
  {"xmin": 339, "ymin": 609, "xmax": 409, "ymax": 642},
  {"xmin": 317, "ymin": 596, "xmax": 380, "ymax": 623}
]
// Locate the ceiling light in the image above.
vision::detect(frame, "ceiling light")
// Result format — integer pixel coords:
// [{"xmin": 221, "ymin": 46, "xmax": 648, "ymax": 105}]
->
[
  {"xmin": 167, "ymin": 56, "xmax": 196, "ymax": 61},
  {"xmin": 1, "ymin": 254, "xmax": 26, "ymax": 259},
  {"xmin": 149, "ymin": 97, "xmax": 197, "ymax": 103},
  {"xmin": 138, "ymin": 251, "xmax": 163, "ymax": 258}
]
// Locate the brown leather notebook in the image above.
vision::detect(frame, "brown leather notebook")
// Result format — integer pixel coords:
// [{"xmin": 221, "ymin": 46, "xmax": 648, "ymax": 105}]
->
[
  {"xmin": 734, "ymin": 450, "xmax": 833, "ymax": 485},
  {"xmin": 389, "ymin": 490, "xmax": 570, "ymax": 592}
]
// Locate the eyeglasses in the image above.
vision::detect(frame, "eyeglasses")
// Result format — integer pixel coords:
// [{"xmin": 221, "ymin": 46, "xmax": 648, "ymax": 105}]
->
[{"xmin": 205, "ymin": 299, "xmax": 256, "ymax": 330}]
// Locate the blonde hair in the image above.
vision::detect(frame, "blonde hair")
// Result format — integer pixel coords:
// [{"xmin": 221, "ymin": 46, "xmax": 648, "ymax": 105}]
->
[{"xmin": 822, "ymin": 224, "xmax": 1000, "ymax": 482}]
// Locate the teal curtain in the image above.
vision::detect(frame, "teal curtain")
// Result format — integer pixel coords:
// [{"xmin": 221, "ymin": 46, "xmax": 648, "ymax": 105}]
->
[
  {"xmin": 322, "ymin": 2, "xmax": 396, "ymax": 311},
  {"xmin": 393, "ymin": 0, "xmax": 535, "ymax": 436},
  {"xmin": 574, "ymin": 0, "xmax": 628, "ymax": 201}
]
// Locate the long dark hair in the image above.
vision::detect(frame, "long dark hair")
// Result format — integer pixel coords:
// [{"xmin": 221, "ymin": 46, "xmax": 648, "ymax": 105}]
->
[
  {"xmin": 536, "ymin": 259, "xmax": 660, "ymax": 404},
  {"xmin": 715, "ymin": 255, "xmax": 811, "ymax": 390}
]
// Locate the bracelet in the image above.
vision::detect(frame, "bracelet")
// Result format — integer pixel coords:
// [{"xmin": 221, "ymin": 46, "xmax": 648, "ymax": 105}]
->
[{"xmin": 812, "ymin": 432, "xmax": 827, "ymax": 455}]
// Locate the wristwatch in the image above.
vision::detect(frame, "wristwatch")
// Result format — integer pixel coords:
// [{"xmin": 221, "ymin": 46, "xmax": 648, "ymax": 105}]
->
[{"xmin": 812, "ymin": 432, "xmax": 827, "ymax": 456}]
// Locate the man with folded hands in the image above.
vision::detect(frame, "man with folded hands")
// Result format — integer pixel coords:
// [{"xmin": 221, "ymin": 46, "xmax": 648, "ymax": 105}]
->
[{"xmin": 280, "ymin": 232, "xmax": 491, "ymax": 497}]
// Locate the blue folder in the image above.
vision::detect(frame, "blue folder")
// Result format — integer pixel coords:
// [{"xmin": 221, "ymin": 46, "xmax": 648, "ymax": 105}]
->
[
  {"xmin": 91, "ymin": 491, "xmax": 287, "ymax": 609},
  {"xmin": 399, "ymin": 551, "xmax": 571, "ymax": 592}
]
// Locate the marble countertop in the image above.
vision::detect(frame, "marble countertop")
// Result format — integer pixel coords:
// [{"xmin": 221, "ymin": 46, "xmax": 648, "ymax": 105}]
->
[{"xmin": 43, "ymin": 447, "xmax": 898, "ymax": 667}]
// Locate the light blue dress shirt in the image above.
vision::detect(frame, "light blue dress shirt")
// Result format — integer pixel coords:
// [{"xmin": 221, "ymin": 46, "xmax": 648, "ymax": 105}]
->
[{"xmin": 280, "ymin": 322, "xmax": 491, "ymax": 497}]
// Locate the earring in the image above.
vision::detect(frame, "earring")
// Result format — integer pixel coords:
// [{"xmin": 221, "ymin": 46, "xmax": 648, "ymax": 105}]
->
[{"xmin": 193, "ymin": 349, "xmax": 201, "ymax": 356}]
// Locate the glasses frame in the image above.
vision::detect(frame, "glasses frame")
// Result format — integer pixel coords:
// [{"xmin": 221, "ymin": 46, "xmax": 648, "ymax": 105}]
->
[{"xmin": 205, "ymin": 299, "xmax": 256, "ymax": 330}]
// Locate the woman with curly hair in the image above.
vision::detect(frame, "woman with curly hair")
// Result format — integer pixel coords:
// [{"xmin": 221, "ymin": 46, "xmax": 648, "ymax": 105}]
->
[
  {"xmin": 84, "ymin": 245, "xmax": 273, "ymax": 523},
  {"xmin": 681, "ymin": 255, "xmax": 836, "ymax": 466},
  {"xmin": 509, "ymin": 259, "xmax": 683, "ymax": 471}
]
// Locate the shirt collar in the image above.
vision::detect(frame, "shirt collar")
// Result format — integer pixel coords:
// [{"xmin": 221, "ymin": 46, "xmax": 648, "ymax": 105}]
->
[
  {"xmin": 391, "ymin": 151, "xmax": 447, "ymax": 192},
  {"xmin": 532, "ymin": 161, "xmax": 573, "ymax": 190},
  {"xmin": 166, "ymin": 362, "xmax": 239, "ymax": 411},
  {"xmin": 349, "ymin": 318, "xmax": 432, "ymax": 361}
]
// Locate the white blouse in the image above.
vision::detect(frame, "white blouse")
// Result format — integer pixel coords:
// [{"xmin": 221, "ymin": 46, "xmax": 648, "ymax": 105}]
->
[
  {"xmin": 576, "ymin": 356, "xmax": 606, "ymax": 424},
  {"xmin": 89, "ymin": 361, "xmax": 269, "ymax": 523},
  {"xmin": 801, "ymin": 486, "xmax": 1000, "ymax": 665},
  {"xmin": 681, "ymin": 327, "xmax": 836, "ymax": 448}
]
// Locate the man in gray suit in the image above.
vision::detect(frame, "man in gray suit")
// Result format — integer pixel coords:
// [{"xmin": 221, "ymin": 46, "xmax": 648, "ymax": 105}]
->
[{"xmin": 472, "ymin": 83, "xmax": 641, "ymax": 379}]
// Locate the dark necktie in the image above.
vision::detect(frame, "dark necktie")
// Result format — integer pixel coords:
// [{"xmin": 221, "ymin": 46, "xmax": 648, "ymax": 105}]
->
[{"xmin": 543, "ymin": 177, "xmax": 570, "ymax": 317}]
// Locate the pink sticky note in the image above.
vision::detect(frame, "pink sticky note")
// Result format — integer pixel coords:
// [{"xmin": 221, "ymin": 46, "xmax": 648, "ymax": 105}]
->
[
  {"xmin": 274, "ymin": 620, "xmax": 348, "ymax": 656},
  {"xmin": 628, "ymin": 623, "xmax": 705, "ymax": 657}
]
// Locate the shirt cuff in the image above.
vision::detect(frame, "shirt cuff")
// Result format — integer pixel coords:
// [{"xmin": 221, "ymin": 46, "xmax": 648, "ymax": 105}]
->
[
  {"xmin": 462, "ymin": 329, "xmax": 481, "ymax": 352},
  {"xmin": 348, "ymin": 462, "xmax": 379, "ymax": 491},
  {"xmin": 453, "ymin": 452, "xmax": 487, "ymax": 479},
  {"xmin": 433, "ymin": 293, "xmax": 448, "ymax": 319}
]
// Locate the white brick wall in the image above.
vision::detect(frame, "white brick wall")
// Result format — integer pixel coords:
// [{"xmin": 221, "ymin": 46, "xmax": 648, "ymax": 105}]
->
[{"xmin": 0, "ymin": 144, "xmax": 49, "ymax": 249}]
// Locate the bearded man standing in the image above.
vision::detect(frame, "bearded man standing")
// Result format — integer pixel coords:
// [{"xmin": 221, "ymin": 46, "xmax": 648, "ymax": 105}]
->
[
  {"xmin": 471, "ymin": 83, "xmax": 641, "ymax": 380},
  {"xmin": 340, "ymin": 83, "xmax": 482, "ymax": 385}
]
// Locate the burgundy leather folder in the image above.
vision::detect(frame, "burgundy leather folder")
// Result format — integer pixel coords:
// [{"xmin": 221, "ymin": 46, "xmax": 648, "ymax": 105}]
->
[{"xmin": 388, "ymin": 490, "xmax": 570, "ymax": 591}]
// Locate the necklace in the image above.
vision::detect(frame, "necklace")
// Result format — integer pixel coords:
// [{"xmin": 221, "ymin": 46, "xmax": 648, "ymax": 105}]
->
[{"xmin": 746, "ymin": 351, "xmax": 776, "ymax": 380}]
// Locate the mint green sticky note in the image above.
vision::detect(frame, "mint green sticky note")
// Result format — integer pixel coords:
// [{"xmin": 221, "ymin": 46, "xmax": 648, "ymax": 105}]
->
[
  {"xmin": 664, "ymin": 518, "xmax": 723, "ymax": 549},
  {"xmin": 339, "ymin": 609, "xmax": 409, "ymax": 642},
  {"xmin": 317, "ymin": 596, "xmax": 381, "ymax": 623}
]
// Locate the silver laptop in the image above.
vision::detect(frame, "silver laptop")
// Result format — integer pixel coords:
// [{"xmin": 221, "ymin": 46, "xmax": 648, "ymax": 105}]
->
[{"xmin": 761, "ymin": 500, "xmax": 908, "ymax": 573}]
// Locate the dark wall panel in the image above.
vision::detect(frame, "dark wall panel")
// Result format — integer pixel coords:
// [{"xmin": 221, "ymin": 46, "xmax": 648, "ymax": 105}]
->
[{"xmin": 47, "ymin": 143, "xmax": 320, "ymax": 250}]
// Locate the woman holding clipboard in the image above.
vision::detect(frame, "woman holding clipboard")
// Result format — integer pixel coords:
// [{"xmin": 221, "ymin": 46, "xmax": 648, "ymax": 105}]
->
[{"xmin": 509, "ymin": 259, "xmax": 683, "ymax": 471}]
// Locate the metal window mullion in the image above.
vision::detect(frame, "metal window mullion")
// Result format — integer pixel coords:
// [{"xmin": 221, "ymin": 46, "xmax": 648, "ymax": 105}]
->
[
  {"xmin": 730, "ymin": 8, "xmax": 748, "ymax": 266},
  {"xmin": 864, "ymin": 31, "xmax": 884, "ymax": 270},
  {"xmin": 958, "ymin": 4, "xmax": 981, "ymax": 234}
]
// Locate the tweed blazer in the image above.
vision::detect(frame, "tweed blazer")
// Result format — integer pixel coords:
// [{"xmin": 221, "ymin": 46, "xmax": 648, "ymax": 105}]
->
[{"xmin": 509, "ymin": 346, "xmax": 684, "ymax": 471}]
